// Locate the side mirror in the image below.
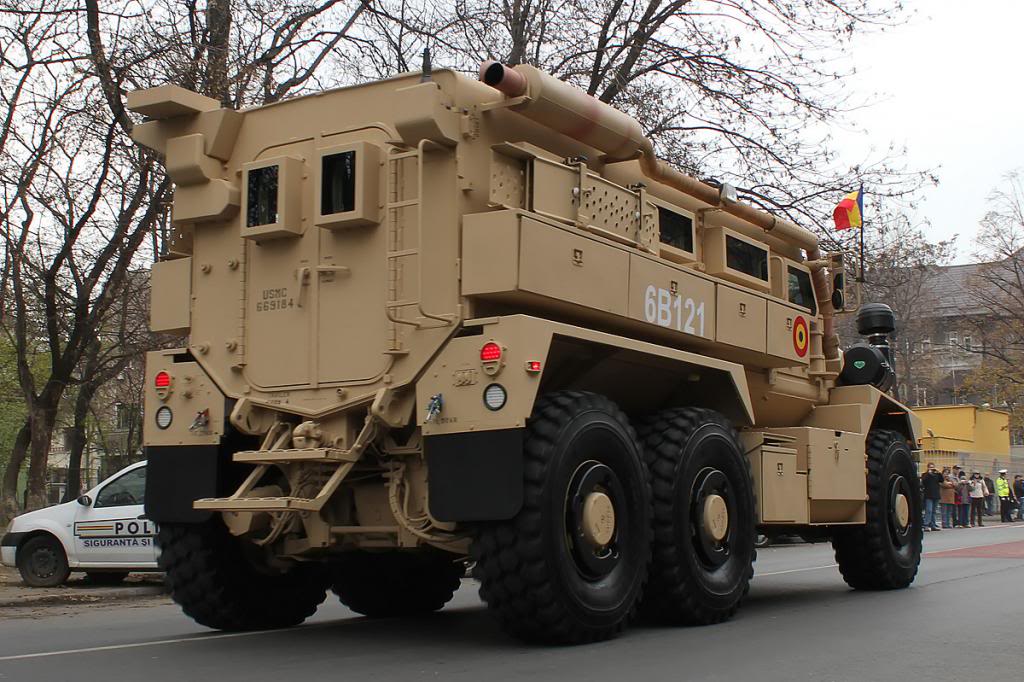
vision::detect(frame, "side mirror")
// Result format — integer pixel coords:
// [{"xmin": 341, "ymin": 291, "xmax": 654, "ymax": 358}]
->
[{"xmin": 77, "ymin": 495, "xmax": 92, "ymax": 507}]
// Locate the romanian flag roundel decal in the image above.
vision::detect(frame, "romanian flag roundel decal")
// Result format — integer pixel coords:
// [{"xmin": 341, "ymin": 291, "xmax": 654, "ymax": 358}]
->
[{"xmin": 793, "ymin": 315, "xmax": 809, "ymax": 357}]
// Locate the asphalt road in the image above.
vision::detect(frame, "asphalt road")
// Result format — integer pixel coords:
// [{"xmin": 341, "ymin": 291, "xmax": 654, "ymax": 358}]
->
[{"xmin": 2, "ymin": 523, "xmax": 1022, "ymax": 681}]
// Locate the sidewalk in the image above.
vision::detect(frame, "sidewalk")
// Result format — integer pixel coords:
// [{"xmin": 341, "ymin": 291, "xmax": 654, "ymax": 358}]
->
[{"xmin": 0, "ymin": 565, "xmax": 166, "ymax": 609}]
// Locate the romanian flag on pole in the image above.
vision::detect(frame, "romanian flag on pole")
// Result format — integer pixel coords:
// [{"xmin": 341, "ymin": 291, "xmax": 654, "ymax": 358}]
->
[{"xmin": 832, "ymin": 185, "xmax": 864, "ymax": 231}]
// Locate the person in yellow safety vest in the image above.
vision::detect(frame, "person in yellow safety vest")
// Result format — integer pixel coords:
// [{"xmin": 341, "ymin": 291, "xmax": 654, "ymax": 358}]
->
[{"xmin": 995, "ymin": 470, "xmax": 1016, "ymax": 523}]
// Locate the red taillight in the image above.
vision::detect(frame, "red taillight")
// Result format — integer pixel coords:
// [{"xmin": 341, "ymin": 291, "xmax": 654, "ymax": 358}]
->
[
  {"xmin": 154, "ymin": 371, "xmax": 171, "ymax": 388},
  {"xmin": 480, "ymin": 342, "xmax": 502, "ymax": 362},
  {"xmin": 526, "ymin": 361, "xmax": 542, "ymax": 373}
]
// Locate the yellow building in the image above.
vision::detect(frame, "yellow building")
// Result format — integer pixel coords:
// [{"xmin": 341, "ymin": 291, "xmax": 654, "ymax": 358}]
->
[{"xmin": 915, "ymin": 404, "xmax": 1011, "ymax": 475}]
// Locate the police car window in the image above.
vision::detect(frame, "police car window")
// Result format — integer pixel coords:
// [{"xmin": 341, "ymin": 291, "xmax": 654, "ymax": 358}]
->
[
  {"xmin": 95, "ymin": 467, "xmax": 146, "ymax": 508},
  {"xmin": 787, "ymin": 266, "xmax": 817, "ymax": 314}
]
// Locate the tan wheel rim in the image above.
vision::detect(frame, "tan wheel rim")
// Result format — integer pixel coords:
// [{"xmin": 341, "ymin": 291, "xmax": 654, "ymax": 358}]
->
[
  {"xmin": 703, "ymin": 493, "xmax": 729, "ymax": 542},
  {"xmin": 581, "ymin": 491, "xmax": 616, "ymax": 547},
  {"xmin": 894, "ymin": 493, "xmax": 910, "ymax": 530}
]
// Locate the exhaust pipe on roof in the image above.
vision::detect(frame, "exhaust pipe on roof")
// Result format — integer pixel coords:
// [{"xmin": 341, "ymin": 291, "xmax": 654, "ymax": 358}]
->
[{"xmin": 479, "ymin": 61, "xmax": 839, "ymax": 361}]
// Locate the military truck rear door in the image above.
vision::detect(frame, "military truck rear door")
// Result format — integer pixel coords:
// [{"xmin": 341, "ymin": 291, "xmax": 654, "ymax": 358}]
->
[
  {"xmin": 244, "ymin": 140, "xmax": 316, "ymax": 388},
  {"xmin": 315, "ymin": 129, "xmax": 391, "ymax": 384}
]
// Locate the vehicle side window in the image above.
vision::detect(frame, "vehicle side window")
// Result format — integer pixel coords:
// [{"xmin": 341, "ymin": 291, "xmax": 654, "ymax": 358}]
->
[
  {"xmin": 246, "ymin": 165, "xmax": 279, "ymax": 227},
  {"xmin": 658, "ymin": 206, "xmax": 693, "ymax": 253},
  {"xmin": 787, "ymin": 266, "xmax": 817, "ymax": 315},
  {"xmin": 94, "ymin": 467, "xmax": 146, "ymax": 508},
  {"xmin": 726, "ymin": 235, "xmax": 768, "ymax": 282}
]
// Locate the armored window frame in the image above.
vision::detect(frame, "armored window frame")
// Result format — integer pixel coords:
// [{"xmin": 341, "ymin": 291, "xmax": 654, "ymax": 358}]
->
[
  {"xmin": 314, "ymin": 141, "xmax": 380, "ymax": 229},
  {"xmin": 653, "ymin": 202, "xmax": 696, "ymax": 264},
  {"xmin": 702, "ymin": 226, "xmax": 771, "ymax": 292},
  {"xmin": 786, "ymin": 265, "xmax": 817, "ymax": 315},
  {"xmin": 240, "ymin": 155, "xmax": 304, "ymax": 241}
]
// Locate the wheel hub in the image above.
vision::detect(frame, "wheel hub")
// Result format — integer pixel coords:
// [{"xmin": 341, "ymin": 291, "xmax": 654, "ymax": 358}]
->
[
  {"xmin": 691, "ymin": 468, "xmax": 733, "ymax": 567},
  {"xmin": 894, "ymin": 493, "xmax": 910, "ymax": 530},
  {"xmin": 30, "ymin": 548, "xmax": 58, "ymax": 578},
  {"xmin": 887, "ymin": 474, "xmax": 914, "ymax": 547},
  {"xmin": 703, "ymin": 493, "xmax": 729, "ymax": 542},
  {"xmin": 566, "ymin": 461, "xmax": 625, "ymax": 579},
  {"xmin": 582, "ymin": 491, "xmax": 616, "ymax": 547}
]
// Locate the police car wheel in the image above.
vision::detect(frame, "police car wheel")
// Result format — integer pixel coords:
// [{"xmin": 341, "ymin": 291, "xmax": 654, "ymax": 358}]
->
[
  {"xmin": 17, "ymin": 534, "xmax": 71, "ymax": 587},
  {"xmin": 85, "ymin": 571, "xmax": 129, "ymax": 585}
]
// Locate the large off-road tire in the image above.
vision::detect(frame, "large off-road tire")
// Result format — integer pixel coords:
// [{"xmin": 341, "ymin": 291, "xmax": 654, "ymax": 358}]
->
[
  {"xmin": 17, "ymin": 534, "xmax": 71, "ymax": 587},
  {"xmin": 832, "ymin": 430, "xmax": 922, "ymax": 590},
  {"xmin": 157, "ymin": 519, "xmax": 328, "ymax": 631},
  {"xmin": 331, "ymin": 550, "xmax": 463, "ymax": 617},
  {"xmin": 637, "ymin": 408, "xmax": 756, "ymax": 625},
  {"xmin": 471, "ymin": 391, "xmax": 652, "ymax": 644}
]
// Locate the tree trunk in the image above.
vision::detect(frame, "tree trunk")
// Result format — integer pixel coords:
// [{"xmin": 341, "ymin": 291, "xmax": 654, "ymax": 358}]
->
[
  {"xmin": 0, "ymin": 418, "xmax": 31, "ymax": 521},
  {"xmin": 63, "ymin": 382, "xmax": 98, "ymax": 503},
  {"xmin": 25, "ymin": 401, "xmax": 59, "ymax": 511},
  {"xmin": 207, "ymin": 0, "xmax": 232, "ymax": 105}
]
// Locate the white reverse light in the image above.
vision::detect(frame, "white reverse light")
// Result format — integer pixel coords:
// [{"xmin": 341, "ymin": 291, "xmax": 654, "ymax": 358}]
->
[
  {"xmin": 155, "ymin": 406, "xmax": 173, "ymax": 429},
  {"xmin": 483, "ymin": 383, "xmax": 507, "ymax": 411}
]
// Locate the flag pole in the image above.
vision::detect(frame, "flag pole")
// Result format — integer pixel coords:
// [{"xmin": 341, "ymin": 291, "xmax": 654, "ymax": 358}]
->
[
  {"xmin": 858, "ymin": 218, "xmax": 865, "ymax": 283},
  {"xmin": 857, "ymin": 184, "xmax": 865, "ymax": 284}
]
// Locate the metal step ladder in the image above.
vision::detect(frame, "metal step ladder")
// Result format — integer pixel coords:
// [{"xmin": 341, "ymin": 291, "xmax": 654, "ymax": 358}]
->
[
  {"xmin": 193, "ymin": 418, "xmax": 375, "ymax": 514},
  {"xmin": 384, "ymin": 142, "xmax": 456, "ymax": 345}
]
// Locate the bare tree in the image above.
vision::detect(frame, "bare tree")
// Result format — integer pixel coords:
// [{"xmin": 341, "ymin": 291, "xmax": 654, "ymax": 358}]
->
[
  {"xmin": 963, "ymin": 171, "xmax": 1024, "ymax": 433},
  {"xmin": 1, "ymin": 0, "xmax": 938, "ymax": 516},
  {"xmin": 358, "ymin": 0, "xmax": 934, "ymax": 247},
  {"xmin": 850, "ymin": 218, "xmax": 955, "ymax": 403},
  {"xmin": 1, "ymin": 0, "xmax": 373, "ymax": 516}
]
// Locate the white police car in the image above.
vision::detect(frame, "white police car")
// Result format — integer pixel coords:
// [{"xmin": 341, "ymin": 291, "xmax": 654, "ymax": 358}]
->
[{"xmin": 1, "ymin": 461, "xmax": 158, "ymax": 586}]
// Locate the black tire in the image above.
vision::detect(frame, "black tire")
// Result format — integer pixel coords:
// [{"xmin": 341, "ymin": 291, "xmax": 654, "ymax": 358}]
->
[
  {"xmin": 755, "ymin": 534, "xmax": 772, "ymax": 548},
  {"xmin": 17, "ymin": 534, "xmax": 71, "ymax": 587},
  {"xmin": 84, "ymin": 571, "xmax": 129, "ymax": 585},
  {"xmin": 832, "ymin": 430, "xmax": 922, "ymax": 590},
  {"xmin": 471, "ymin": 391, "xmax": 652, "ymax": 644},
  {"xmin": 157, "ymin": 519, "xmax": 328, "ymax": 630},
  {"xmin": 637, "ymin": 407, "xmax": 756, "ymax": 625},
  {"xmin": 331, "ymin": 550, "xmax": 463, "ymax": 617}
]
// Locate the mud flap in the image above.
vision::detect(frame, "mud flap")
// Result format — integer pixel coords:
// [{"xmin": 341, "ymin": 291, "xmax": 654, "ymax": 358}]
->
[
  {"xmin": 424, "ymin": 429, "xmax": 524, "ymax": 522},
  {"xmin": 144, "ymin": 445, "xmax": 220, "ymax": 523}
]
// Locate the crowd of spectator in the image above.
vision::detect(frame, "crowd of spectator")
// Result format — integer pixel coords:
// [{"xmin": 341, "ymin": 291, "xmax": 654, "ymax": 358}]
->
[{"xmin": 919, "ymin": 464, "xmax": 1023, "ymax": 531}]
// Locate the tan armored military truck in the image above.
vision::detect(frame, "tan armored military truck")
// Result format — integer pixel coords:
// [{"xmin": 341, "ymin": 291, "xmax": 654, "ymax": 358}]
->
[{"xmin": 132, "ymin": 60, "xmax": 922, "ymax": 644}]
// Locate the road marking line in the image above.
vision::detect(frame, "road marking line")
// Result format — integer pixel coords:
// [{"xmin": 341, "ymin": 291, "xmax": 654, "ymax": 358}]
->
[
  {"xmin": 3, "ymin": 527, "xmax": 1019, "ymax": 661},
  {"xmin": 757, "ymin": 564, "xmax": 837, "ymax": 577},
  {"xmin": 0, "ymin": 629, "xmax": 284, "ymax": 662}
]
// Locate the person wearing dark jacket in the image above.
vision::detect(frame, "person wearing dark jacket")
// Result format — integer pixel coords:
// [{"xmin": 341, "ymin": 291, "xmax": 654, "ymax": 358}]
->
[
  {"xmin": 921, "ymin": 463, "xmax": 943, "ymax": 531},
  {"xmin": 1014, "ymin": 475, "xmax": 1024, "ymax": 522}
]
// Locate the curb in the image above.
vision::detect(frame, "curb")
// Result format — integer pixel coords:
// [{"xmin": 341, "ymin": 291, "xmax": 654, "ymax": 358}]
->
[{"xmin": 0, "ymin": 585, "xmax": 167, "ymax": 609}]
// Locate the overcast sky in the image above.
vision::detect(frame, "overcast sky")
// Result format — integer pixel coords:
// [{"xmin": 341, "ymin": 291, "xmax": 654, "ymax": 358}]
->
[{"xmin": 836, "ymin": 0, "xmax": 1024, "ymax": 263}]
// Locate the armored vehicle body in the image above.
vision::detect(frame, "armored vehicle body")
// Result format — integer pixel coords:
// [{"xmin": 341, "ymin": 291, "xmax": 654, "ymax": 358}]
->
[{"xmin": 133, "ymin": 61, "xmax": 922, "ymax": 643}]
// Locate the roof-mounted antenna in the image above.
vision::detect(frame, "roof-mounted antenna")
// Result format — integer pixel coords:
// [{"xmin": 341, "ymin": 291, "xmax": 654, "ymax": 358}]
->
[{"xmin": 420, "ymin": 47, "xmax": 432, "ymax": 82}]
